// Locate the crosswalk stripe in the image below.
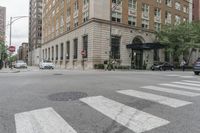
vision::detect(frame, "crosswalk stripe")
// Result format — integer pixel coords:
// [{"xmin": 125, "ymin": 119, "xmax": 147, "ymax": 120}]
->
[
  {"xmin": 15, "ymin": 107, "xmax": 77, "ymax": 133},
  {"xmin": 141, "ymin": 86, "xmax": 200, "ymax": 97},
  {"xmin": 183, "ymin": 80, "xmax": 200, "ymax": 84},
  {"xmin": 179, "ymin": 76, "xmax": 195, "ymax": 78},
  {"xmin": 166, "ymin": 75, "xmax": 180, "ymax": 77},
  {"xmin": 173, "ymin": 82, "xmax": 200, "ymax": 87},
  {"xmin": 80, "ymin": 96, "xmax": 169, "ymax": 133},
  {"xmin": 160, "ymin": 83, "xmax": 200, "ymax": 91},
  {"xmin": 117, "ymin": 90, "xmax": 192, "ymax": 108}
]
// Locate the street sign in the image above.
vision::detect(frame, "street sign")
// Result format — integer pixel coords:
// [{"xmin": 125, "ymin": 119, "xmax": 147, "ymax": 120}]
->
[{"xmin": 8, "ymin": 46, "xmax": 15, "ymax": 52}]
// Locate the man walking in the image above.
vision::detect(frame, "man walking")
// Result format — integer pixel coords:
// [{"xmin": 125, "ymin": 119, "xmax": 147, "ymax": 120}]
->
[{"xmin": 180, "ymin": 59, "xmax": 186, "ymax": 71}]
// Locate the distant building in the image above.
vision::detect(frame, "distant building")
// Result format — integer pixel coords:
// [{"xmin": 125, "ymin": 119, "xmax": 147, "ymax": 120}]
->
[
  {"xmin": 0, "ymin": 6, "xmax": 6, "ymax": 43},
  {"xmin": 193, "ymin": 0, "xmax": 200, "ymax": 21},
  {"xmin": 42, "ymin": 0, "xmax": 191, "ymax": 69},
  {"xmin": 17, "ymin": 43, "xmax": 29, "ymax": 63},
  {"xmin": 28, "ymin": 0, "xmax": 42, "ymax": 65}
]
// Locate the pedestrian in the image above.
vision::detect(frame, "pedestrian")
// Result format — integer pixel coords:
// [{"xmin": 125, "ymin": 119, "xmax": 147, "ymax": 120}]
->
[
  {"xmin": 104, "ymin": 60, "xmax": 108, "ymax": 71},
  {"xmin": 112, "ymin": 59, "xmax": 116, "ymax": 71},
  {"xmin": 180, "ymin": 59, "xmax": 186, "ymax": 71}
]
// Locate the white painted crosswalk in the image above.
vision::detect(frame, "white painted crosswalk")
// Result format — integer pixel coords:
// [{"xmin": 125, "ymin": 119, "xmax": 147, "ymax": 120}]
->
[
  {"xmin": 166, "ymin": 75, "xmax": 196, "ymax": 79},
  {"xmin": 14, "ymin": 80, "xmax": 200, "ymax": 133},
  {"xmin": 80, "ymin": 96, "xmax": 170, "ymax": 133},
  {"xmin": 160, "ymin": 83, "xmax": 200, "ymax": 91},
  {"xmin": 141, "ymin": 86, "xmax": 200, "ymax": 97},
  {"xmin": 173, "ymin": 81, "xmax": 200, "ymax": 87},
  {"xmin": 117, "ymin": 90, "xmax": 192, "ymax": 108},
  {"xmin": 183, "ymin": 80, "xmax": 200, "ymax": 84},
  {"xmin": 15, "ymin": 107, "xmax": 77, "ymax": 133}
]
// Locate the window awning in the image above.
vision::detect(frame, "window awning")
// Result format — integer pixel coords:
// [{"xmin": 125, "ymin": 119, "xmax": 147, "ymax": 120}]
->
[{"xmin": 126, "ymin": 43, "xmax": 165, "ymax": 50}]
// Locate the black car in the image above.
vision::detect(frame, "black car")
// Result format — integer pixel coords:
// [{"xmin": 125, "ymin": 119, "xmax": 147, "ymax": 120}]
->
[
  {"xmin": 193, "ymin": 58, "xmax": 200, "ymax": 75},
  {"xmin": 151, "ymin": 62, "xmax": 174, "ymax": 71}
]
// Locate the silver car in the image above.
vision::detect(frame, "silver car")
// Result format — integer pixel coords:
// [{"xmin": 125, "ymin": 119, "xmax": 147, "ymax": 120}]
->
[{"xmin": 15, "ymin": 60, "xmax": 27, "ymax": 68}]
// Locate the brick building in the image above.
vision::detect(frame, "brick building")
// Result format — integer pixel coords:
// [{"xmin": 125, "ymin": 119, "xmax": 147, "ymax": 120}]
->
[
  {"xmin": 28, "ymin": 0, "xmax": 43, "ymax": 65},
  {"xmin": 193, "ymin": 0, "xmax": 200, "ymax": 21},
  {"xmin": 42, "ymin": 0, "xmax": 191, "ymax": 69},
  {"xmin": 17, "ymin": 43, "xmax": 29, "ymax": 63}
]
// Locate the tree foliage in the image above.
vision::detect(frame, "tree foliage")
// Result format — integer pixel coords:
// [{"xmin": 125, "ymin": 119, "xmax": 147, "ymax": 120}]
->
[{"xmin": 156, "ymin": 22, "xmax": 200, "ymax": 63}]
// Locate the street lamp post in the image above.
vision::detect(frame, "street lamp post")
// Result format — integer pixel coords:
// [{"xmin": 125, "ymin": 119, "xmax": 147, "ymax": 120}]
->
[
  {"xmin": 9, "ymin": 16, "xmax": 28, "ymax": 46},
  {"xmin": 8, "ymin": 16, "xmax": 28, "ymax": 68}
]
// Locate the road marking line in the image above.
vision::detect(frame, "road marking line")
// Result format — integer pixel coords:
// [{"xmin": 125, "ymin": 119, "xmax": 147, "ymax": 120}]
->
[
  {"xmin": 80, "ymin": 96, "xmax": 169, "ymax": 133},
  {"xmin": 160, "ymin": 83, "xmax": 200, "ymax": 91},
  {"xmin": 183, "ymin": 80, "xmax": 200, "ymax": 84},
  {"xmin": 166, "ymin": 75, "xmax": 180, "ymax": 77},
  {"xmin": 141, "ymin": 86, "xmax": 200, "ymax": 97},
  {"xmin": 179, "ymin": 76, "xmax": 195, "ymax": 78},
  {"xmin": 15, "ymin": 107, "xmax": 77, "ymax": 133},
  {"xmin": 117, "ymin": 90, "xmax": 192, "ymax": 108},
  {"xmin": 173, "ymin": 82, "xmax": 200, "ymax": 87}
]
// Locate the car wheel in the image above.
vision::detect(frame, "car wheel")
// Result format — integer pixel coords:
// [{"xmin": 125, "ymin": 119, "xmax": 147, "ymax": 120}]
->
[
  {"xmin": 194, "ymin": 72, "xmax": 199, "ymax": 75},
  {"xmin": 171, "ymin": 68, "xmax": 174, "ymax": 71},
  {"xmin": 159, "ymin": 67, "xmax": 162, "ymax": 71}
]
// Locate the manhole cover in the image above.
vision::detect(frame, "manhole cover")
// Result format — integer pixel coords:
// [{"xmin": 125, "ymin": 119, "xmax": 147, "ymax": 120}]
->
[{"xmin": 48, "ymin": 91, "xmax": 88, "ymax": 101}]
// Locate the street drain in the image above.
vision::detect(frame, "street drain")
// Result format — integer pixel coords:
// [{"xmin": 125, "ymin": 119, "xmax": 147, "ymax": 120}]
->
[{"xmin": 48, "ymin": 91, "xmax": 88, "ymax": 101}]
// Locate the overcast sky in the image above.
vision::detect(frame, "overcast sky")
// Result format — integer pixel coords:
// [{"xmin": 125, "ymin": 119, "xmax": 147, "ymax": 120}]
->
[{"xmin": 0, "ymin": 0, "xmax": 29, "ymax": 51}]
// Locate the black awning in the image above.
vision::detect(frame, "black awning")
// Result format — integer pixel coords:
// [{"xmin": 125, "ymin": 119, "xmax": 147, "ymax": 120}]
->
[{"xmin": 126, "ymin": 43, "xmax": 165, "ymax": 50}]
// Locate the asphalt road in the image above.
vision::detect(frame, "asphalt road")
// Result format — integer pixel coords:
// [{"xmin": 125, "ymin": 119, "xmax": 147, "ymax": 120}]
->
[{"xmin": 0, "ymin": 69, "xmax": 200, "ymax": 133}]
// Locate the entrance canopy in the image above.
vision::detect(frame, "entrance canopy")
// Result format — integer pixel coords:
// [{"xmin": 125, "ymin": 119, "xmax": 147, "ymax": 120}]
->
[{"xmin": 127, "ymin": 43, "xmax": 165, "ymax": 50}]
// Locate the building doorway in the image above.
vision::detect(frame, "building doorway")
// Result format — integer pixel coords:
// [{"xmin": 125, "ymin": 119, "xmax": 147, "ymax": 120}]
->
[{"xmin": 131, "ymin": 37, "xmax": 144, "ymax": 69}]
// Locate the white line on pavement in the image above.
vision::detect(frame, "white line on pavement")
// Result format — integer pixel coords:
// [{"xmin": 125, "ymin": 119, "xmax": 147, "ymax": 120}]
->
[
  {"xmin": 179, "ymin": 76, "xmax": 195, "ymax": 78},
  {"xmin": 117, "ymin": 90, "xmax": 192, "ymax": 108},
  {"xmin": 141, "ymin": 86, "xmax": 200, "ymax": 97},
  {"xmin": 160, "ymin": 83, "xmax": 200, "ymax": 91},
  {"xmin": 166, "ymin": 75, "xmax": 180, "ymax": 77},
  {"xmin": 80, "ymin": 96, "xmax": 169, "ymax": 133},
  {"xmin": 183, "ymin": 80, "xmax": 200, "ymax": 84},
  {"xmin": 173, "ymin": 82, "xmax": 200, "ymax": 87},
  {"xmin": 15, "ymin": 107, "xmax": 77, "ymax": 133}
]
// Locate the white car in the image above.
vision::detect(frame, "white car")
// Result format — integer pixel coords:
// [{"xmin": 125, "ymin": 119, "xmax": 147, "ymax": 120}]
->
[
  {"xmin": 39, "ymin": 60, "xmax": 55, "ymax": 69},
  {"xmin": 15, "ymin": 60, "xmax": 27, "ymax": 68}
]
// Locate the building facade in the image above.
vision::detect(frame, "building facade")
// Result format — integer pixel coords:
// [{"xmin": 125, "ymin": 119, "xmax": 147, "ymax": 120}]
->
[
  {"xmin": 0, "ymin": 6, "xmax": 6, "ymax": 43},
  {"xmin": 192, "ymin": 0, "xmax": 200, "ymax": 21},
  {"xmin": 42, "ymin": 0, "xmax": 191, "ymax": 69},
  {"xmin": 28, "ymin": 0, "xmax": 43, "ymax": 65},
  {"xmin": 17, "ymin": 43, "xmax": 29, "ymax": 63}
]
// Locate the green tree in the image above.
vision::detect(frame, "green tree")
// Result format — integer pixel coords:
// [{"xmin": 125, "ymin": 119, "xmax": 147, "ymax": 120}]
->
[
  {"xmin": 0, "ymin": 41, "xmax": 8, "ymax": 60},
  {"xmin": 156, "ymin": 22, "xmax": 200, "ymax": 64}
]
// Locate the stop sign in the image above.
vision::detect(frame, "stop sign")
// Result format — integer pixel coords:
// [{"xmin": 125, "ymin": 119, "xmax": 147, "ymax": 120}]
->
[{"xmin": 8, "ymin": 46, "xmax": 16, "ymax": 52}]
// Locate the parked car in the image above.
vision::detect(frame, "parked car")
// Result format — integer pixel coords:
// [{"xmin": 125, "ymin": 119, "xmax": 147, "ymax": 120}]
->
[
  {"xmin": 151, "ymin": 62, "xmax": 174, "ymax": 71},
  {"xmin": 15, "ymin": 60, "xmax": 27, "ymax": 69},
  {"xmin": 39, "ymin": 60, "xmax": 55, "ymax": 69},
  {"xmin": 193, "ymin": 58, "xmax": 200, "ymax": 75}
]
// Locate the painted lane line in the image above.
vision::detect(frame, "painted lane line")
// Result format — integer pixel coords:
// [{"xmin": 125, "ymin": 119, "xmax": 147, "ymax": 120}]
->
[
  {"xmin": 173, "ymin": 82, "xmax": 200, "ymax": 87},
  {"xmin": 80, "ymin": 96, "xmax": 169, "ymax": 133},
  {"xmin": 117, "ymin": 90, "xmax": 192, "ymax": 108},
  {"xmin": 15, "ymin": 107, "xmax": 77, "ymax": 133},
  {"xmin": 141, "ymin": 86, "xmax": 200, "ymax": 97},
  {"xmin": 183, "ymin": 80, "xmax": 200, "ymax": 84},
  {"xmin": 160, "ymin": 83, "xmax": 200, "ymax": 91}
]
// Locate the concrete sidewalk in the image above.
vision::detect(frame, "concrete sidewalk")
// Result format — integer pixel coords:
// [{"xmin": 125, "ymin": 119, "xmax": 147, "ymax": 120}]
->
[{"xmin": 0, "ymin": 68, "xmax": 20, "ymax": 73}]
